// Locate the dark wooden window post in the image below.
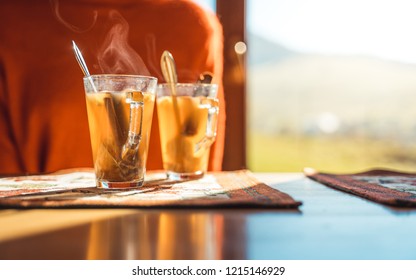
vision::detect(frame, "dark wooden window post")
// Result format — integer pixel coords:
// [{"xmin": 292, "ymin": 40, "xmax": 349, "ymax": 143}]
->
[{"xmin": 216, "ymin": 0, "xmax": 247, "ymax": 170}]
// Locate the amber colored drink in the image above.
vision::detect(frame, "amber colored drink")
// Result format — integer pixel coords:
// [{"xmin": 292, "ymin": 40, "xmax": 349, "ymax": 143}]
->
[
  {"xmin": 84, "ymin": 75, "xmax": 157, "ymax": 188},
  {"xmin": 157, "ymin": 83, "xmax": 219, "ymax": 179}
]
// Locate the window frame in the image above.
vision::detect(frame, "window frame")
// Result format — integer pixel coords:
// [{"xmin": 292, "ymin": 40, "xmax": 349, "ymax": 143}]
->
[{"xmin": 216, "ymin": 0, "xmax": 247, "ymax": 170}]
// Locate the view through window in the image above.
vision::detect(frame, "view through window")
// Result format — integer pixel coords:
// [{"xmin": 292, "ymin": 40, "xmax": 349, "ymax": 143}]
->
[
  {"xmin": 193, "ymin": 0, "xmax": 216, "ymax": 12},
  {"xmin": 247, "ymin": 0, "xmax": 416, "ymax": 172}
]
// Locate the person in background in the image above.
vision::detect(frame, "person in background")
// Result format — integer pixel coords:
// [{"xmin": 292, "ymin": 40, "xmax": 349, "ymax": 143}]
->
[{"xmin": 0, "ymin": 0, "xmax": 225, "ymax": 175}]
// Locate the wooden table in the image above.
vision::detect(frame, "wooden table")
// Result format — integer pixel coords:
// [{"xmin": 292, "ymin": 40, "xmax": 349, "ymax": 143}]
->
[{"xmin": 1, "ymin": 173, "xmax": 415, "ymax": 260}]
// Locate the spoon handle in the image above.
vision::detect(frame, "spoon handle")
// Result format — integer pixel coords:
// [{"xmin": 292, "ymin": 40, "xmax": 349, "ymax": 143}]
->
[
  {"xmin": 160, "ymin": 50, "xmax": 178, "ymax": 85},
  {"xmin": 72, "ymin": 40, "xmax": 97, "ymax": 93},
  {"xmin": 72, "ymin": 40, "xmax": 91, "ymax": 77}
]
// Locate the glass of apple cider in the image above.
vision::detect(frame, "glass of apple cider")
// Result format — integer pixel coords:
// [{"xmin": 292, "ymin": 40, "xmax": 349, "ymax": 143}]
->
[
  {"xmin": 157, "ymin": 83, "xmax": 219, "ymax": 180},
  {"xmin": 83, "ymin": 75, "xmax": 157, "ymax": 188}
]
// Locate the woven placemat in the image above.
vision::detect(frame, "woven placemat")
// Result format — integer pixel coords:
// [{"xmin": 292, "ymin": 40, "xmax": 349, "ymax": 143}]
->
[
  {"xmin": 0, "ymin": 170, "xmax": 301, "ymax": 209},
  {"xmin": 305, "ymin": 168, "xmax": 416, "ymax": 207}
]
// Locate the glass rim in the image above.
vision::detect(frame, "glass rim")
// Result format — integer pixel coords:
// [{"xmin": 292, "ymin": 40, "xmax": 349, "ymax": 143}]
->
[
  {"xmin": 84, "ymin": 74, "xmax": 158, "ymax": 82},
  {"xmin": 157, "ymin": 82, "xmax": 218, "ymax": 88}
]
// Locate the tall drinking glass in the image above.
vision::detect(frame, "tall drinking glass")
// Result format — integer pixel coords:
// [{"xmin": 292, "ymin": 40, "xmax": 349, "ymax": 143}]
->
[
  {"xmin": 157, "ymin": 83, "xmax": 219, "ymax": 180},
  {"xmin": 83, "ymin": 75, "xmax": 157, "ymax": 188}
]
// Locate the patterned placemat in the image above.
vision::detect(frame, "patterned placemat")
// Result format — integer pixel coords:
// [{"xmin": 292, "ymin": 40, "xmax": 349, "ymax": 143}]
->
[
  {"xmin": 305, "ymin": 168, "xmax": 416, "ymax": 207},
  {"xmin": 0, "ymin": 169, "xmax": 301, "ymax": 209}
]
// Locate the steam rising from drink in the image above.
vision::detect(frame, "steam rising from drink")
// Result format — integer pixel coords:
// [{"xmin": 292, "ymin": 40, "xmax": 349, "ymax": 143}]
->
[
  {"xmin": 51, "ymin": 0, "xmax": 150, "ymax": 75},
  {"xmin": 97, "ymin": 10, "xmax": 150, "ymax": 75},
  {"xmin": 50, "ymin": 0, "xmax": 97, "ymax": 33}
]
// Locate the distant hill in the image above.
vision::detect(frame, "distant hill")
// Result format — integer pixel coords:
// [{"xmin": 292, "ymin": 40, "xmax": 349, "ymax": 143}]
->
[
  {"xmin": 247, "ymin": 32, "xmax": 295, "ymax": 65},
  {"xmin": 248, "ymin": 53, "xmax": 416, "ymax": 141}
]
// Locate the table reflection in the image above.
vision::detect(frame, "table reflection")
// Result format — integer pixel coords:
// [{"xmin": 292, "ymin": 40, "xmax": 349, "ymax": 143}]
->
[
  {"xmin": 86, "ymin": 211, "xmax": 246, "ymax": 259},
  {"xmin": 0, "ymin": 210, "xmax": 247, "ymax": 259}
]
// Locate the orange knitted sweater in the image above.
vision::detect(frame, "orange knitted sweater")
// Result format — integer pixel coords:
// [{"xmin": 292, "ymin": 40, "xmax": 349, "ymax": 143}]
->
[{"xmin": 0, "ymin": 0, "xmax": 225, "ymax": 175}]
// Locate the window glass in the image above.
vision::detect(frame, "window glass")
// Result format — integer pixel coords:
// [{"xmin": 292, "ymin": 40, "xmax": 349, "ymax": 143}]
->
[
  {"xmin": 247, "ymin": 0, "xmax": 416, "ymax": 172},
  {"xmin": 193, "ymin": 0, "xmax": 216, "ymax": 12}
]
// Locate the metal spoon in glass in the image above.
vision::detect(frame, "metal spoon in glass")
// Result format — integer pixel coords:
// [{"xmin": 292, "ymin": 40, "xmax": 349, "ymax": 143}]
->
[
  {"xmin": 160, "ymin": 50, "xmax": 181, "ymax": 131},
  {"xmin": 71, "ymin": 41, "xmax": 143, "ymax": 179},
  {"xmin": 72, "ymin": 40, "xmax": 97, "ymax": 93}
]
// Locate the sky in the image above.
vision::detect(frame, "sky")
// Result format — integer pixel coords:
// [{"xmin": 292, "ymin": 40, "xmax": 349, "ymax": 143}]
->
[
  {"xmin": 192, "ymin": 0, "xmax": 416, "ymax": 64},
  {"xmin": 193, "ymin": 0, "xmax": 216, "ymax": 12},
  {"xmin": 247, "ymin": 0, "xmax": 416, "ymax": 64}
]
